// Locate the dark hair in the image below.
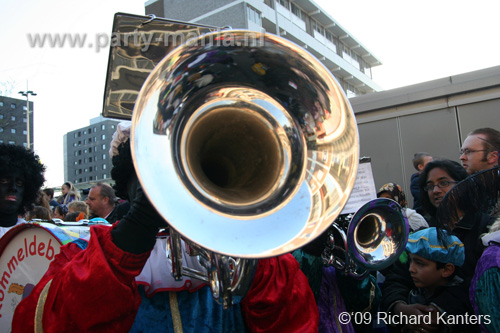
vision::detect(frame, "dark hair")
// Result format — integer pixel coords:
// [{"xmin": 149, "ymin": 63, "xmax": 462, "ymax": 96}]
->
[
  {"xmin": 469, "ymin": 127, "xmax": 500, "ymax": 162},
  {"xmin": 111, "ymin": 139, "xmax": 135, "ymax": 200},
  {"xmin": 64, "ymin": 211, "xmax": 81, "ymax": 222},
  {"xmin": 27, "ymin": 206, "xmax": 51, "ymax": 221},
  {"xmin": 0, "ymin": 144, "xmax": 46, "ymax": 215},
  {"xmin": 418, "ymin": 159, "xmax": 469, "ymax": 217},
  {"xmin": 412, "ymin": 152, "xmax": 432, "ymax": 171},
  {"xmin": 55, "ymin": 204, "xmax": 68, "ymax": 217},
  {"xmin": 92, "ymin": 182, "xmax": 117, "ymax": 204},
  {"xmin": 43, "ymin": 188, "xmax": 54, "ymax": 198}
]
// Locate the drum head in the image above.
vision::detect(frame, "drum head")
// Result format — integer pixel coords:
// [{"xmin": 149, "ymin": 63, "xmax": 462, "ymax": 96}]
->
[{"xmin": 0, "ymin": 223, "xmax": 82, "ymax": 329}]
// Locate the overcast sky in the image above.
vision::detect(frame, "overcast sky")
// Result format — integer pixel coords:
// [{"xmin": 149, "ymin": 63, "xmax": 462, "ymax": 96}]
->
[{"xmin": 1, "ymin": 0, "xmax": 499, "ymax": 187}]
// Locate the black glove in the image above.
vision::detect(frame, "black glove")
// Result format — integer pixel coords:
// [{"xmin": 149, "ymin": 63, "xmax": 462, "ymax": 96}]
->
[{"xmin": 111, "ymin": 184, "xmax": 168, "ymax": 254}]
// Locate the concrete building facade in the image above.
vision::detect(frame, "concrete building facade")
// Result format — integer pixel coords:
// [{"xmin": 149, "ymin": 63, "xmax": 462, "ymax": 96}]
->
[
  {"xmin": 63, "ymin": 116, "xmax": 121, "ymax": 186},
  {"xmin": 145, "ymin": 0, "xmax": 382, "ymax": 97},
  {"xmin": 349, "ymin": 65, "xmax": 500, "ymax": 207},
  {"xmin": 0, "ymin": 96, "xmax": 33, "ymax": 148}
]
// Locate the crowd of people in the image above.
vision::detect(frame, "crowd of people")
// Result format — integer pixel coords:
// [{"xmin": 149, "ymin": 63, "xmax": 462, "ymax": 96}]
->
[{"xmin": 0, "ymin": 125, "xmax": 498, "ymax": 332}]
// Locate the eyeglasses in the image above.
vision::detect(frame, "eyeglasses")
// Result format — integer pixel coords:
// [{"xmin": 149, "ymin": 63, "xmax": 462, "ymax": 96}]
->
[
  {"xmin": 423, "ymin": 181, "xmax": 458, "ymax": 191},
  {"xmin": 460, "ymin": 148, "xmax": 491, "ymax": 156}
]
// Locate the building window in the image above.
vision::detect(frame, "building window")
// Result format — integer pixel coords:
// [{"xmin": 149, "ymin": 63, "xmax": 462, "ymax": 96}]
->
[
  {"xmin": 343, "ymin": 49, "xmax": 360, "ymax": 70},
  {"xmin": 0, "ymin": 115, "xmax": 3, "ymax": 119},
  {"xmin": 103, "ymin": 164, "xmax": 107, "ymax": 170},
  {"xmin": 102, "ymin": 144, "xmax": 106, "ymax": 150},
  {"xmin": 103, "ymin": 174, "xmax": 107, "ymax": 179},
  {"xmin": 0, "ymin": 102, "xmax": 3, "ymax": 106},
  {"xmin": 23, "ymin": 130, "xmax": 27, "ymax": 135},
  {"xmin": 101, "ymin": 124, "xmax": 105, "ymax": 130},
  {"xmin": 11, "ymin": 129, "xmax": 16, "ymax": 134},
  {"xmin": 291, "ymin": 3, "xmax": 305, "ymax": 21},
  {"xmin": 11, "ymin": 116, "xmax": 16, "ymax": 121},
  {"xmin": 23, "ymin": 117, "xmax": 27, "ymax": 123},
  {"xmin": 101, "ymin": 134, "xmax": 106, "ymax": 140},
  {"xmin": 10, "ymin": 103, "xmax": 16, "ymax": 109},
  {"xmin": 0, "ymin": 128, "xmax": 3, "ymax": 133},
  {"xmin": 278, "ymin": 0, "xmax": 289, "ymax": 10},
  {"xmin": 102, "ymin": 154, "xmax": 106, "ymax": 160},
  {"xmin": 8, "ymin": 141, "xmax": 15, "ymax": 144},
  {"xmin": 247, "ymin": 5, "xmax": 261, "ymax": 24},
  {"xmin": 312, "ymin": 20, "xmax": 324, "ymax": 36},
  {"xmin": 23, "ymin": 106, "xmax": 27, "ymax": 111}
]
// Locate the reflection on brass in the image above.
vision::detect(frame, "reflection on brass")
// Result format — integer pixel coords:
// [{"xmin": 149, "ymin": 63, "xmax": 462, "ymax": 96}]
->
[
  {"xmin": 103, "ymin": 13, "xmax": 216, "ymax": 119},
  {"xmin": 322, "ymin": 198, "xmax": 409, "ymax": 278},
  {"xmin": 132, "ymin": 29, "xmax": 359, "ymax": 257}
]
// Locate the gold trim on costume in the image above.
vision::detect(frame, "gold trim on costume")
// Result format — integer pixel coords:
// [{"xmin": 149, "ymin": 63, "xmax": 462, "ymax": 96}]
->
[
  {"xmin": 35, "ymin": 279, "xmax": 52, "ymax": 333},
  {"xmin": 169, "ymin": 291, "xmax": 184, "ymax": 333}
]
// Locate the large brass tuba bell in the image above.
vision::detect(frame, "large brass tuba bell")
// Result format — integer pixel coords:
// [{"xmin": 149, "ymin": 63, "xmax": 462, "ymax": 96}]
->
[{"xmin": 131, "ymin": 29, "xmax": 359, "ymax": 258}]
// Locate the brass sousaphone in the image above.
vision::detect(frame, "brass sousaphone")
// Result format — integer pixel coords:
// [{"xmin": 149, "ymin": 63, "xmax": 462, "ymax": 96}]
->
[
  {"xmin": 103, "ymin": 13, "xmax": 406, "ymax": 307},
  {"xmin": 131, "ymin": 28, "xmax": 359, "ymax": 257}
]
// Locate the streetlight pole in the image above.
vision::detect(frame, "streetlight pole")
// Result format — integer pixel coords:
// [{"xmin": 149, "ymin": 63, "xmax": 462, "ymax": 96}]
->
[{"xmin": 18, "ymin": 87, "xmax": 37, "ymax": 150}]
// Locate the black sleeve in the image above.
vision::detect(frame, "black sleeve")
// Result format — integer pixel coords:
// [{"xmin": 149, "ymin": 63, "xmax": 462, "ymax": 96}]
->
[
  {"xmin": 111, "ymin": 187, "xmax": 167, "ymax": 254},
  {"xmin": 380, "ymin": 255, "xmax": 413, "ymax": 312}
]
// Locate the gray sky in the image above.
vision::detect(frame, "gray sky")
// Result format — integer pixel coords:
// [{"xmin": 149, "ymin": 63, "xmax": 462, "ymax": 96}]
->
[{"xmin": 1, "ymin": 0, "xmax": 499, "ymax": 187}]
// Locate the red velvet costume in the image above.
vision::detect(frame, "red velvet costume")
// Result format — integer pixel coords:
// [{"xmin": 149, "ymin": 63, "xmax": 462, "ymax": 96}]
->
[{"xmin": 12, "ymin": 224, "xmax": 318, "ymax": 332}]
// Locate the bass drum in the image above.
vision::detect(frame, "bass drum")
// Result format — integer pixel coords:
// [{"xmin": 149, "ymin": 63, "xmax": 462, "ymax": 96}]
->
[{"xmin": 0, "ymin": 222, "xmax": 90, "ymax": 330}]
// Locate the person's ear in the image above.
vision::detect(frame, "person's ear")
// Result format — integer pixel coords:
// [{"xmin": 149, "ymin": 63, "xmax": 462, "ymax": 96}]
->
[
  {"xmin": 441, "ymin": 263, "xmax": 455, "ymax": 278},
  {"xmin": 418, "ymin": 163, "xmax": 425, "ymax": 172},
  {"xmin": 487, "ymin": 150, "xmax": 499, "ymax": 164}
]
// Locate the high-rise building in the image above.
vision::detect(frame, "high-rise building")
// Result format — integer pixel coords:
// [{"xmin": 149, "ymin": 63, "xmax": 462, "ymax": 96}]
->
[
  {"xmin": 63, "ymin": 116, "xmax": 121, "ymax": 186},
  {"xmin": 0, "ymin": 96, "xmax": 33, "ymax": 148},
  {"xmin": 145, "ymin": 0, "xmax": 382, "ymax": 96}
]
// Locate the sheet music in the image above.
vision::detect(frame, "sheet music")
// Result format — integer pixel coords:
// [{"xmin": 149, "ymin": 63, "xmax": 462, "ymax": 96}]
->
[{"xmin": 341, "ymin": 160, "xmax": 377, "ymax": 214}]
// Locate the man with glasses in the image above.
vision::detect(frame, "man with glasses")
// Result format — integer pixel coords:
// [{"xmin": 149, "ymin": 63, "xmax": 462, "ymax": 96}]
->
[{"xmin": 460, "ymin": 127, "xmax": 500, "ymax": 174}]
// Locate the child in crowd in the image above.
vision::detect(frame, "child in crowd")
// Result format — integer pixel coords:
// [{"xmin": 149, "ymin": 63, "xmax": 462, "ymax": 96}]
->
[
  {"xmin": 402, "ymin": 227, "xmax": 474, "ymax": 332},
  {"xmin": 406, "ymin": 227, "xmax": 464, "ymax": 305}
]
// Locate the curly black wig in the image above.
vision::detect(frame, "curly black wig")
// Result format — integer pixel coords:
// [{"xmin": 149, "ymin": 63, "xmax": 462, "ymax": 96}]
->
[
  {"xmin": 111, "ymin": 139, "xmax": 135, "ymax": 200},
  {"xmin": 0, "ymin": 144, "xmax": 46, "ymax": 215}
]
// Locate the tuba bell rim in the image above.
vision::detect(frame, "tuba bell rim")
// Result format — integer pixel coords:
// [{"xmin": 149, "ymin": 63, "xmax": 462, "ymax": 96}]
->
[{"xmin": 131, "ymin": 29, "xmax": 359, "ymax": 258}]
